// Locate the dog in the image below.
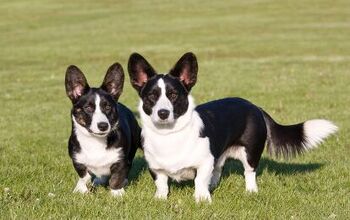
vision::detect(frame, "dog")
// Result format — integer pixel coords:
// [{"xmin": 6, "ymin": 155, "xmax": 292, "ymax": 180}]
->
[
  {"xmin": 127, "ymin": 52, "xmax": 338, "ymax": 202},
  {"xmin": 65, "ymin": 63, "xmax": 141, "ymax": 196}
]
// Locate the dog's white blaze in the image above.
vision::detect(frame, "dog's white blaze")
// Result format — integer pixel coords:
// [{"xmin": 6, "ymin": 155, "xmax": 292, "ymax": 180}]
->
[
  {"xmin": 303, "ymin": 119, "xmax": 338, "ymax": 149},
  {"xmin": 90, "ymin": 94, "xmax": 110, "ymax": 134},
  {"xmin": 73, "ymin": 117, "xmax": 122, "ymax": 177},
  {"xmin": 139, "ymin": 94, "xmax": 197, "ymax": 135},
  {"xmin": 150, "ymin": 79, "xmax": 174, "ymax": 124}
]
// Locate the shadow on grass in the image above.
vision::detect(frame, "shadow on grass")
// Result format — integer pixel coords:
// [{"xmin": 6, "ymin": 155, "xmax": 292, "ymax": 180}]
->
[
  {"xmin": 221, "ymin": 158, "xmax": 324, "ymax": 178},
  {"xmin": 126, "ymin": 156, "xmax": 324, "ymax": 190},
  {"xmin": 128, "ymin": 156, "xmax": 147, "ymax": 183},
  {"xmin": 128, "ymin": 155, "xmax": 196, "ymax": 189},
  {"xmin": 91, "ymin": 156, "xmax": 147, "ymax": 189},
  {"xmin": 169, "ymin": 158, "xmax": 324, "ymax": 190}
]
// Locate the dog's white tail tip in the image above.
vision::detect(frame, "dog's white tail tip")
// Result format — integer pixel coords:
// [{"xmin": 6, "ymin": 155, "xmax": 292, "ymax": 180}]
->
[{"xmin": 303, "ymin": 119, "xmax": 338, "ymax": 149}]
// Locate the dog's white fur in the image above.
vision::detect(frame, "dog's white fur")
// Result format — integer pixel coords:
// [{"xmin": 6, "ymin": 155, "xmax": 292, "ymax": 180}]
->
[
  {"xmin": 73, "ymin": 173, "xmax": 91, "ymax": 194},
  {"xmin": 303, "ymin": 119, "xmax": 338, "ymax": 149}
]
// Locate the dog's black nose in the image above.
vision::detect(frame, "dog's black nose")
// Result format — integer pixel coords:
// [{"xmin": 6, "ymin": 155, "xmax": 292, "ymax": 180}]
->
[
  {"xmin": 97, "ymin": 122, "xmax": 109, "ymax": 131},
  {"xmin": 158, "ymin": 109, "xmax": 170, "ymax": 120}
]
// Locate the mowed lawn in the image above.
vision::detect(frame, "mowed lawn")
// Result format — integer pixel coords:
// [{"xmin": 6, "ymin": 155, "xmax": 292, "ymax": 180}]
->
[{"xmin": 1, "ymin": 0, "xmax": 349, "ymax": 219}]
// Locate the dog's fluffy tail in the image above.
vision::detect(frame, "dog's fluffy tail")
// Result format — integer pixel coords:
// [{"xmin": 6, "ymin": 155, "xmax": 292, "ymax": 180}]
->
[{"xmin": 262, "ymin": 110, "xmax": 338, "ymax": 158}]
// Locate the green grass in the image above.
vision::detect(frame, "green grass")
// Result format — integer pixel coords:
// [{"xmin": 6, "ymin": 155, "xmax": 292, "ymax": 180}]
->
[{"xmin": 1, "ymin": 0, "xmax": 349, "ymax": 219}]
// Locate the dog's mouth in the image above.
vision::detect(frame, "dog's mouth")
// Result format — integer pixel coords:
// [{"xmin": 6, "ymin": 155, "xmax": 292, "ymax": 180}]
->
[
  {"xmin": 91, "ymin": 132, "xmax": 108, "ymax": 137},
  {"xmin": 156, "ymin": 119, "xmax": 171, "ymax": 124},
  {"xmin": 86, "ymin": 128, "xmax": 109, "ymax": 137},
  {"xmin": 153, "ymin": 119, "xmax": 176, "ymax": 129}
]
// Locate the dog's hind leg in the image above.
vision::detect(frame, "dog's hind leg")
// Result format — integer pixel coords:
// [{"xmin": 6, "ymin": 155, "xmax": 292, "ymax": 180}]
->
[
  {"xmin": 238, "ymin": 114, "xmax": 266, "ymax": 193},
  {"xmin": 242, "ymin": 160, "xmax": 258, "ymax": 193},
  {"xmin": 210, "ymin": 167, "xmax": 222, "ymax": 190},
  {"xmin": 210, "ymin": 154, "xmax": 227, "ymax": 190},
  {"xmin": 230, "ymin": 146, "xmax": 260, "ymax": 193}
]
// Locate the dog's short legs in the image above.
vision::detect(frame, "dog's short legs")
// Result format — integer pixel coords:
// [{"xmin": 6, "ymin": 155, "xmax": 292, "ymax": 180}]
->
[
  {"xmin": 73, "ymin": 173, "xmax": 91, "ymax": 194},
  {"xmin": 109, "ymin": 161, "xmax": 129, "ymax": 197},
  {"xmin": 154, "ymin": 171, "xmax": 169, "ymax": 199},
  {"xmin": 236, "ymin": 148, "xmax": 258, "ymax": 193},
  {"xmin": 244, "ymin": 169, "xmax": 258, "ymax": 193},
  {"xmin": 194, "ymin": 157, "xmax": 214, "ymax": 203},
  {"xmin": 210, "ymin": 153, "xmax": 227, "ymax": 190},
  {"xmin": 209, "ymin": 166, "xmax": 222, "ymax": 190},
  {"xmin": 73, "ymin": 162, "xmax": 91, "ymax": 194}
]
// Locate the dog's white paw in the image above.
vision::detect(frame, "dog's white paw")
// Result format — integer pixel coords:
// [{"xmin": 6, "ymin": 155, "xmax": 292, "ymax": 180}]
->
[
  {"xmin": 246, "ymin": 186, "xmax": 258, "ymax": 193},
  {"xmin": 73, "ymin": 184, "xmax": 89, "ymax": 194},
  {"xmin": 194, "ymin": 190, "xmax": 212, "ymax": 203},
  {"xmin": 244, "ymin": 171, "xmax": 258, "ymax": 193},
  {"xmin": 111, "ymin": 188, "xmax": 125, "ymax": 197},
  {"xmin": 154, "ymin": 189, "xmax": 168, "ymax": 200}
]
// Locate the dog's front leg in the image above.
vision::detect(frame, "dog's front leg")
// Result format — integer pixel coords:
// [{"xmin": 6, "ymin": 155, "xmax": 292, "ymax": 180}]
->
[
  {"xmin": 109, "ymin": 161, "xmax": 129, "ymax": 197},
  {"xmin": 73, "ymin": 162, "xmax": 91, "ymax": 194},
  {"xmin": 152, "ymin": 170, "xmax": 169, "ymax": 200},
  {"xmin": 194, "ymin": 157, "xmax": 214, "ymax": 203}
]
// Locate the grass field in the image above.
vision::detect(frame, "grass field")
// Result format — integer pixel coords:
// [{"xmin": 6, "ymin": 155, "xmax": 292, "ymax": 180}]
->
[{"xmin": 1, "ymin": 0, "xmax": 349, "ymax": 219}]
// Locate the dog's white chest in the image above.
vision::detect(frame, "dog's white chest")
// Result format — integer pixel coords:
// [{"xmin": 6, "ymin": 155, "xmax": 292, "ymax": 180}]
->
[
  {"xmin": 75, "ymin": 134, "xmax": 122, "ymax": 177},
  {"xmin": 142, "ymin": 111, "xmax": 211, "ymax": 177}
]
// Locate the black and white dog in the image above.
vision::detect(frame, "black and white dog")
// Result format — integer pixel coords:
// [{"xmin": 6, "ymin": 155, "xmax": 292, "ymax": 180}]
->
[
  {"xmin": 65, "ymin": 63, "xmax": 141, "ymax": 196},
  {"xmin": 127, "ymin": 52, "xmax": 338, "ymax": 202}
]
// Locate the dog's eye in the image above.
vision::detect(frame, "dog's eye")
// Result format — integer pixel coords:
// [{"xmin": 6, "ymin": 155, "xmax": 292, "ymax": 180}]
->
[
  {"xmin": 169, "ymin": 93, "xmax": 178, "ymax": 100},
  {"xmin": 148, "ymin": 93, "xmax": 156, "ymax": 100},
  {"xmin": 84, "ymin": 105, "xmax": 94, "ymax": 112},
  {"xmin": 105, "ymin": 105, "xmax": 111, "ymax": 111}
]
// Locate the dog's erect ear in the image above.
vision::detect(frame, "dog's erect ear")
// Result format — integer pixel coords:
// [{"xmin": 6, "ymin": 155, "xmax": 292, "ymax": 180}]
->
[
  {"xmin": 128, "ymin": 53, "xmax": 156, "ymax": 93},
  {"xmin": 169, "ymin": 52, "xmax": 198, "ymax": 91},
  {"xmin": 101, "ymin": 63, "xmax": 124, "ymax": 100},
  {"xmin": 65, "ymin": 65, "xmax": 90, "ymax": 102}
]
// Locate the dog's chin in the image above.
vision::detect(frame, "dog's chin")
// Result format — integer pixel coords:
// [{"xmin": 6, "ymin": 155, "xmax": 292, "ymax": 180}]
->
[
  {"xmin": 90, "ymin": 131, "xmax": 109, "ymax": 138},
  {"xmin": 152, "ymin": 119, "xmax": 175, "ymax": 128}
]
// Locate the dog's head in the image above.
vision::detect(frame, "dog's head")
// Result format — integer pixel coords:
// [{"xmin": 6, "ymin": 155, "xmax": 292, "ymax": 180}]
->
[
  {"xmin": 127, "ymin": 52, "xmax": 198, "ymax": 128},
  {"xmin": 65, "ymin": 63, "xmax": 124, "ymax": 137}
]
